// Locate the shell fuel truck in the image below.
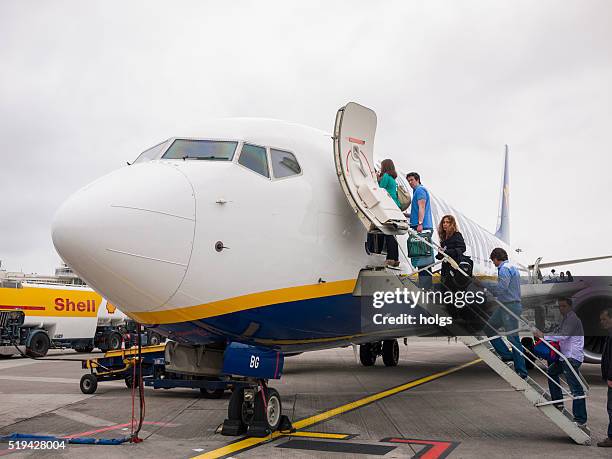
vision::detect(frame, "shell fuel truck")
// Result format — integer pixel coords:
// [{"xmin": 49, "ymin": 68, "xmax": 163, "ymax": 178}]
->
[{"xmin": 0, "ymin": 281, "xmax": 131, "ymax": 357}]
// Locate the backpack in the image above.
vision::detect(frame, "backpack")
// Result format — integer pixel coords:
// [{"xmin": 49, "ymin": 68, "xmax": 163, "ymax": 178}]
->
[
  {"xmin": 448, "ymin": 254, "xmax": 473, "ymax": 289},
  {"xmin": 457, "ymin": 254, "xmax": 474, "ymax": 277},
  {"xmin": 397, "ymin": 185, "xmax": 411, "ymax": 211},
  {"xmin": 532, "ymin": 339, "xmax": 561, "ymax": 363}
]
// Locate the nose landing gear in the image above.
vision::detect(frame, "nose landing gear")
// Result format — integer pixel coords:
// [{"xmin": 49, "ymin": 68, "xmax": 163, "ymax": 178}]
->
[{"xmin": 221, "ymin": 380, "xmax": 293, "ymax": 437}]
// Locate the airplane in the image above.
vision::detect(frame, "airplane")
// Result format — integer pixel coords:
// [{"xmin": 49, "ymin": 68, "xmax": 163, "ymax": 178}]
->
[{"xmin": 51, "ymin": 102, "xmax": 612, "ymax": 436}]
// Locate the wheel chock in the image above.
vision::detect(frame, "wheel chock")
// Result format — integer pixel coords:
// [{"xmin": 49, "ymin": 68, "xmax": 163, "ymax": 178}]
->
[
  {"xmin": 278, "ymin": 415, "xmax": 294, "ymax": 433},
  {"xmin": 247, "ymin": 421, "xmax": 271, "ymax": 438},
  {"xmin": 220, "ymin": 419, "xmax": 246, "ymax": 436}
]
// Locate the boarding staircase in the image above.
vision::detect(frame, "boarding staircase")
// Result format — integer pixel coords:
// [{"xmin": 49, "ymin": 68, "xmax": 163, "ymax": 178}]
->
[
  {"xmin": 371, "ymin": 229, "xmax": 592, "ymax": 445},
  {"xmin": 458, "ymin": 334, "xmax": 590, "ymax": 444}
]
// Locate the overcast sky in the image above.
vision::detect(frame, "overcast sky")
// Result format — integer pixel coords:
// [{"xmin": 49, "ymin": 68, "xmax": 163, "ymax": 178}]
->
[{"xmin": 1, "ymin": 0, "xmax": 611, "ymax": 275}]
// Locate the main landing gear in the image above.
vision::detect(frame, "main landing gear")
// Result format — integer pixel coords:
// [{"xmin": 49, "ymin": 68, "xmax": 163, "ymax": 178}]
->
[
  {"xmin": 221, "ymin": 379, "xmax": 293, "ymax": 437},
  {"xmin": 359, "ymin": 339, "xmax": 400, "ymax": 367}
]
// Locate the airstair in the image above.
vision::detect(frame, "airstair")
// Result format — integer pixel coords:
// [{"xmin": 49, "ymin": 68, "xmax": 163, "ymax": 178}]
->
[
  {"xmin": 357, "ymin": 229, "xmax": 591, "ymax": 446},
  {"xmin": 333, "ymin": 102, "xmax": 590, "ymax": 444},
  {"xmin": 458, "ymin": 334, "xmax": 590, "ymax": 445}
]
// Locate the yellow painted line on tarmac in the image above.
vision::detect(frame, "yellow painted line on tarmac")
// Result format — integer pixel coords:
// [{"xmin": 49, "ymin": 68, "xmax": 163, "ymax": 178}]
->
[
  {"xmin": 291, "ymin": 358, "xmax": 481, "ymax": 430},
  {"xmin": 283, "ymin": 431, "xmax": 350, "ymax": 440},
  {"xmin": 192, "ymin": 358, "xmax": 482, "ymax": 459}
]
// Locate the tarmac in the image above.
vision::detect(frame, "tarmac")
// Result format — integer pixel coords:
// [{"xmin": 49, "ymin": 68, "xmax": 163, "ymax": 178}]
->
[{"xmin": 0, "ymin": 338, "xmax": 610, "ymax": 458}]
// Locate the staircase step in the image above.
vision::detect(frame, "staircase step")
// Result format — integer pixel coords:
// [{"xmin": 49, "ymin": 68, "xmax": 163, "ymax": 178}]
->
[{"xmin": 457, "ymin": 335, "xmax": 591, "ymax": 445}]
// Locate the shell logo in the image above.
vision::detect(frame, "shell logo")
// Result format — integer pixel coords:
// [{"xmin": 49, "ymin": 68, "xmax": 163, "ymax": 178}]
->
[{"xmin": 106, "ymin": 302, "xmax": 117, "ymax": 314}]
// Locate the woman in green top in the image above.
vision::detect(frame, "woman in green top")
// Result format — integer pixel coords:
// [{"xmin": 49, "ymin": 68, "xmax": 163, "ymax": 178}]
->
[{"xmin": 377, "ymin": 159, "xmax": 401, "ymax": 268}]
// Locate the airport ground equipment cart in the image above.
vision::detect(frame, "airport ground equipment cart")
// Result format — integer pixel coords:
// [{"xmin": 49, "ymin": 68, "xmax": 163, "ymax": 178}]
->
[{"xmin": 79, "ymin": 344, "xmax": 235, "ymax": 397}]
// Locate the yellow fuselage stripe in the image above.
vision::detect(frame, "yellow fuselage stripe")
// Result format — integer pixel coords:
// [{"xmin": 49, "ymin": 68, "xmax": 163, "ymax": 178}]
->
[
  {"xmin": 192, "ymin": 358, "xmax": 481, "ymax": 459},
  {"xmin": 129, "ymin": 274, "xmax": 499, "ymax": 325},
  {"xmin": 129, "ymin": 279, "xmax": 357, "ymax": 324}
]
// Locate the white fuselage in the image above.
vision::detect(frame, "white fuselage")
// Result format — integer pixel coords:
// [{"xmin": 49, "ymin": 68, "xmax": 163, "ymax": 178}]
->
[{"xmin": 51, "ymin": 119, "xmax": 520, "ymax": 349}]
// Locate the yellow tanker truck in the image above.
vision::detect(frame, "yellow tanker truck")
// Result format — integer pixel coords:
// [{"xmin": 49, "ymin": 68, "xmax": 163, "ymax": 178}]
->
[{"xmin": 0, "ymin": 281, "xmax": 132, "ymax": 357}]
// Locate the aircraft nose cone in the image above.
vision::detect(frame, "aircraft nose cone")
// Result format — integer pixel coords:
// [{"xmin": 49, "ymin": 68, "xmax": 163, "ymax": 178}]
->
[{"xmin": 52, "ymin": 162, "xmax": 195, "ymax": 313}]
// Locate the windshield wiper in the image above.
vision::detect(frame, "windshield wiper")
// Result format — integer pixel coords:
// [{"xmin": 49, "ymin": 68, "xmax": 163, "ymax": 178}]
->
[{"xmin": 182, "ymin": 156, "xmax": 227, "ymax": 161}]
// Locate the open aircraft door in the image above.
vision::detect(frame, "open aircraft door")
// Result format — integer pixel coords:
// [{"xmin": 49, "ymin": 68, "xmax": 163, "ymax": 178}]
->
[{"xmin": 333, "ymin": 102, "xmax": 408, "ymax": 235}]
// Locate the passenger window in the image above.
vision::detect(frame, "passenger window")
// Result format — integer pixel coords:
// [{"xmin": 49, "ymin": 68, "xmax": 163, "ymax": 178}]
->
[
  {"xmin": 238, "ymin": 144, "xmax": 269, "ymax": 178},
  {"xmin": 270, "ymin": 149, "xmax": 301, "ymax": 178}
]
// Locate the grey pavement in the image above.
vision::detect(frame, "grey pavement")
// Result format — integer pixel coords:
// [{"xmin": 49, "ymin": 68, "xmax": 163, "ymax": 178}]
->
[{"xmin": 0, "ymin": 341, "xmax": 609, "ymax": 458}]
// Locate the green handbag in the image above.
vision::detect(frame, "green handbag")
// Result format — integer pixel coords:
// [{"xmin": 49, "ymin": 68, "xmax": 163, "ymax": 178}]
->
[{"xmin": 407, "ymin": 230, "xmax": 433, "ymax": 258}]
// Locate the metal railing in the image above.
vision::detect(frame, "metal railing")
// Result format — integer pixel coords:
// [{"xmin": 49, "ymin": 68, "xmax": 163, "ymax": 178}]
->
[{"xmin": 389, "ymin": 227, "xmax": 588, "ymax": 408}]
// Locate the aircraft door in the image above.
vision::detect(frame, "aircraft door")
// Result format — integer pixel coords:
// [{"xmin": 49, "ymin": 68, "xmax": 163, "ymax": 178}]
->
[{"xmin": 333, "ymin": 102, "xmax": 408, "ymax": 235}]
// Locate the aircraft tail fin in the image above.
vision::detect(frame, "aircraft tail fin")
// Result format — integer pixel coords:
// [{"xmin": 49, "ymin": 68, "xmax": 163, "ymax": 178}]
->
[{"xmin": 495, "ymin": 145, "xmax": 511, "ymax": 244}]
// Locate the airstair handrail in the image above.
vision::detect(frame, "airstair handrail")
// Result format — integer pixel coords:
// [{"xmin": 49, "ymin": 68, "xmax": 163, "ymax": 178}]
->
[{"xmin": 391, "ymin": 229, "xmax": 589, "ymax": 398}]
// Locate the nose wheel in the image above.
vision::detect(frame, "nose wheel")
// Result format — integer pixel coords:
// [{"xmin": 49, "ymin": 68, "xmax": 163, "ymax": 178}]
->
[
  {"xmin": 221, "ymin": 380, "xmax": 293, "ymax": 437},
  {"xmin": 253, "ymin": 387, "xmax": 282, "ymax": 433}
]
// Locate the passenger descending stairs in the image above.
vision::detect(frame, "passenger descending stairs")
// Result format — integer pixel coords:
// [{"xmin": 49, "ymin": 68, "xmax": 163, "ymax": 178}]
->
[
  {"xmin": 359, "ymin": 268, "xmax": 591, "ymax": 445},
  {"xmin": 458, "ymin": 335, "xmax": 591, "ymax": 445}
]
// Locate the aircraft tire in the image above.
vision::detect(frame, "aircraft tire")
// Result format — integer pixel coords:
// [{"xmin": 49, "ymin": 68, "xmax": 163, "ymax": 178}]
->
[
  {"xmin": 253, "ymin": 387, "xmax": 282, "ymax": 432},
  {"xmin": 382, "ymin": 339, "xmax": 400, "ymax": 367},
  {"xmin": 228, "ymin": 387, "xmax": 249, "ymax": 426},
  {"xmin": 359, "ymin": 343, "xmax": 378, "ymax": 366}
]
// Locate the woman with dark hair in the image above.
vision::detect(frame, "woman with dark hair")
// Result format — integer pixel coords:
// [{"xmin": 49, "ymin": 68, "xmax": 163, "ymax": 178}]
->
[
  {"xmin": 436, "ymin": 215, "xmax": 466, "ymax": 291},
  {"xmin": 378, "ymin": 159, "xmax": 401, "ymax": 269}
]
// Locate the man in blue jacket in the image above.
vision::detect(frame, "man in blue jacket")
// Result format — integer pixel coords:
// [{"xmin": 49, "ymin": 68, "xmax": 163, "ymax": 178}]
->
[{"xmin": 485, "ymin": 248, "xmax": 528, "ymax": 379}]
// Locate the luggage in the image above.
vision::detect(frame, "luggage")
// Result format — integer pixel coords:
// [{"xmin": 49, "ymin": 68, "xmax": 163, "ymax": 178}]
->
[
  {"xmin": 412, "ymin": 253, "xmax": 435, "ymax": 268},
  {"xmin": 455, "ymin": 254, "xmax": 474, "ymax": 277},
  {"xmin": 447, "ymin": 255, "xmax": 474, "ymax": 290},
  {"xmin": 397, "ymin": 185, "xmax": 411, "ymax": 211},
  {"xmin": 532, "ymin": 339, "xmax": 561, "ymax": 363},
  {"xmin": 407, "ymin": 230, "xmax": 432, "ymax": 258}
]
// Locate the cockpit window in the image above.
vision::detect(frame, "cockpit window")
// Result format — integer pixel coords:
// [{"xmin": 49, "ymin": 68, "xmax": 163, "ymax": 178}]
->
[
  {"xmin": 133, "ymin": 140, "xmax": 169, "ymax": 164},
  {"xmin": 270, "ymin": 149, "xmax": 301, "ymax": 178},
  {"xmin": 162, "ymin": 139, "xmax": 238, "ymax": 161},
  {"xmin": 238, "ymin": 143, "xmax": 269, "ymax": 178}
]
